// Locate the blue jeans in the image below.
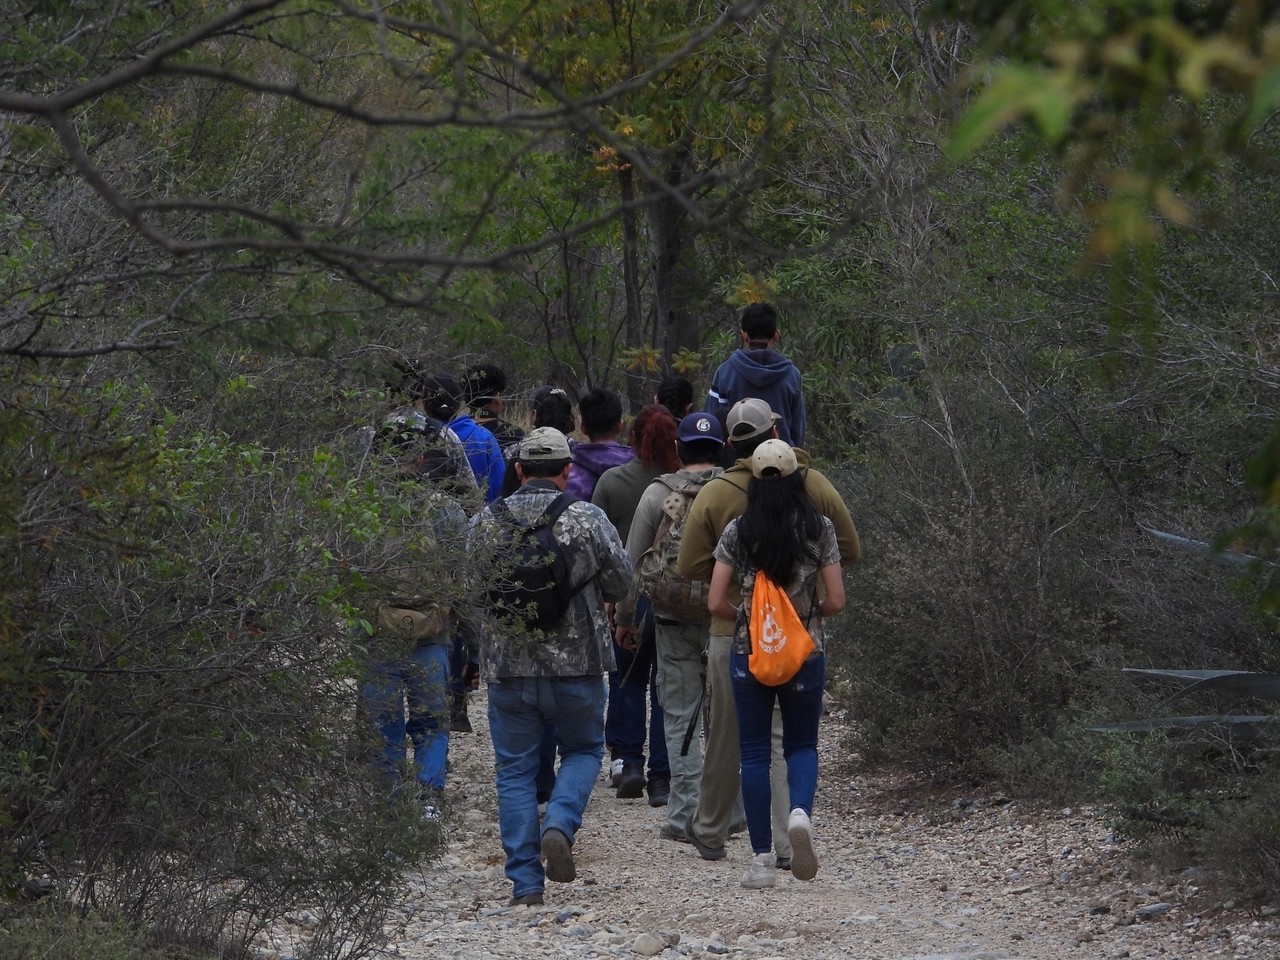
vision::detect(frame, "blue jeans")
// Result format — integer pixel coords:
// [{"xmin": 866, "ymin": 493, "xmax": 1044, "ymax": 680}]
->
[
  {"xmin": 605, "ymin": 598, "xmax": 669, "ymax": 778},
  {"xmin": 488, "ymin": 676, "xmax": 606, "ymax": 898},
  {"xmin": 730, "ymin": 651, "xmax": 824, "ymax": 855},
  {"xmin": 362, "ymin": 642, "xmax": 451, "ymax": 791}
]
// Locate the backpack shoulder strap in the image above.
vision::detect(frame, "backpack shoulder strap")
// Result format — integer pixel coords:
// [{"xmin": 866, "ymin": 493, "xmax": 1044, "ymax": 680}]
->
[{"xmin": 533, "ymin": 492, "xmax": 572, "ymax": 531}]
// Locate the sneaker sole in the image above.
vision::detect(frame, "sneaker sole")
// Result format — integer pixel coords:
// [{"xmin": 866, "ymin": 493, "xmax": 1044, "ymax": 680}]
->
[
  {"xmin": 788, "ymin": 818, "xmax": 818, "ymax": 881},
  {"xmin": 541, "ymin": 829, "xmax": 576, "ymax": 883}
]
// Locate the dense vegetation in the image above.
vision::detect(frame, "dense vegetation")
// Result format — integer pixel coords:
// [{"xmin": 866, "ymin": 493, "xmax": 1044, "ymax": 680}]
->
[{"xmin": 2, "ymin": 1, "xmax": 1278, "ymax": 956}]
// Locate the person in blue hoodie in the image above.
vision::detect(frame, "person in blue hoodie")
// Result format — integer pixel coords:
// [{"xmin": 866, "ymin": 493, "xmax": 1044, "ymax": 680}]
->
[
  {"xmin": 705, "ymin": 303, "xmax": 806, "ymax": 447},
  {"xmin": 566, "ymin": 388, "xmax": 635, "ymax": 503}
]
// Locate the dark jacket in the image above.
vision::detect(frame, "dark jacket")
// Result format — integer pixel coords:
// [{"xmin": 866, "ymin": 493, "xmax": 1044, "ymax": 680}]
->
[{"xmin": 706, "ymin": 347, "xmax": 806, "ymax": 446}]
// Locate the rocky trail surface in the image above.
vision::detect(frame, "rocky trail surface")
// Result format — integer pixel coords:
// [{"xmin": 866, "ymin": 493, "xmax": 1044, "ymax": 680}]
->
[{"xmin": 270, "ymin": 695, "xmax": 1280, "ymax": 960}]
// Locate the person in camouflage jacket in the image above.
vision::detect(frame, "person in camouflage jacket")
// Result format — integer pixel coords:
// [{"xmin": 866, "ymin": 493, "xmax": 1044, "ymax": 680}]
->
[{"xmin": 468, "ymin": 427, "xmax": 633, "ymax": 906}]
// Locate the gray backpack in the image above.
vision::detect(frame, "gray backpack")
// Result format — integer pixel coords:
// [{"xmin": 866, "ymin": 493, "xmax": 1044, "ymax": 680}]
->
[{"xmin": 637, "ymin": 474, "xmax": 712, "ymax": 624}]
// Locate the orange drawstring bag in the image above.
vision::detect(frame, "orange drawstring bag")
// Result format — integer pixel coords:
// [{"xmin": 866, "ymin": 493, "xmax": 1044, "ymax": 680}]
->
[{"xmin": 747, "ymin": 570, "xmax": 816, "ymax": 685}]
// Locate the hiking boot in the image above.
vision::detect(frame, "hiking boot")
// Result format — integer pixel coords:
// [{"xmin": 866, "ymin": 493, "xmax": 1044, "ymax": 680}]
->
[
  {"xmin": 449, "ymin": 695, "xmax": 472, "ymax": 734},
  {"xmin": 646, "ymin": 778, "xmax": 670, "ymax": 807},
  {"xmin": 741, "ymin": 852, "xmax": 776, "ymax": 889},
  {"xmin": 540, "ymin": 828, "xmax": 575, "ymax": 883},
  {"xmin": 787, "ymin": 807, "xmax": 818, "ymax": 881},
  {"xmin": 608, "ymin": 757, "xmax": 625, "ymax": 788},
  {"xmin": 658, "ymin": 822, "xmax": 690, "ymax": 844},
  {"xmin": 509, "ymin": 891, "xmax": 544, "ymax": 907},
  {"xmin": 688, "ymin": 827, "xmax": 727, "ymax": 861},
  {"xmin": 616, "ymin": 764, "xmax": 646, "ymax": 799}
]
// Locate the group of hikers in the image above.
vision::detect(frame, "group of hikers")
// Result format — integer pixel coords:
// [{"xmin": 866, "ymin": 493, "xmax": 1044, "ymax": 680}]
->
[{"xmin": 358, "ymin": 303, "xmax": 861, "ymax": 906}]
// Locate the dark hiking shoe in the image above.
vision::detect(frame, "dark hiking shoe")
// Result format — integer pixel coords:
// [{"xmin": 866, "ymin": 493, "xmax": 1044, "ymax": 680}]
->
[
  {"xmin": 509, "ymin": 891, "xmax": 544, "ymax": 907},
  {"xmin": 646, "ymin": 778, "xmax": 670, "ymax": 807},
  {"xmin": 688, "ymin": 827, "xmax": 727, "ymax": 861},
  {"xmin": 449, "ymin": 696, "xmax": 472, "ymax": 734},
  {"xmin": 540, "ymin": 828, "xmax": 576, "ymax": 883},
  {"xmin": 616, "ymin": 764, "xmax": 646, "ymax": 799},
  {"xmin": 659, "ymin": 822, "xmax": 690, "ymax": 843}
]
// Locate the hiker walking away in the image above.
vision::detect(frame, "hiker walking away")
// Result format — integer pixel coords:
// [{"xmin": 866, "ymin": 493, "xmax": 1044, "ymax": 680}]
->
[
  {"xmin": 676, "ymin": 398, "xmax": 859, "ymax": 867},
  {"xmin": 705, "ymin": 303, "xmax": 806, "ymax": 447},
  {"xmin": 593, "ymin": 404, "xmax": 680, "ymax": 804},
  {"xmin": 356, "ymin": 364, "xmax": 479, "ymax": 497},
  {"xmin": 656, "ymin": 373, "xmax": 695, "ymax": 422},
  {"xmin": 357, "ymin": 385, "xmax": 479, "ymax": 821},
  {"xmin": 449, "ymin": 372, "xmax": 507, "ymax": 505},
  {"xmin": 446, "ymin": 365, "xmax": 512, "ymax": 732},
  {"xmin": 617, "ymin": 410, "xmax": 725, "ymax": 843},
  {"xmin": 566, "ymin": 388, "xmax": 634, "ymax": 503},
  {"xmin": 463, "ymin": 362, "xmax": 526, "ymax": 449},
  {"xmin": 500, "ymin": 385, "xmax": 576, "ymax": 498},
  {"xmin": 707, "ymin": 439, "xmax": 845, "ymax": 888},
  {"xmin": 470, "ymin": 427, "xmax": 633, "ymax": 907}
]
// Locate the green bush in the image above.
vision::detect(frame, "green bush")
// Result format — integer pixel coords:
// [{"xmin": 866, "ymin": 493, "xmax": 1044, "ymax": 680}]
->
[{"xmin": 1, "ymin": 377, "xmax": 458, "ymax": 957}]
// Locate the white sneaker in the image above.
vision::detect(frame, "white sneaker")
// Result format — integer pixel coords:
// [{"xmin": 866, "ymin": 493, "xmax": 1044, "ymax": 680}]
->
[
  {"xmin": 609, "ymin": 757, "xmax": 624, "ymax": 788},
  {"xmin": 787, "ymin": 807, "xmax": 818, "ymax": 881},
  {"xmin": 741, "ymin": 852, "xmax": 776, "ymax": 889}
]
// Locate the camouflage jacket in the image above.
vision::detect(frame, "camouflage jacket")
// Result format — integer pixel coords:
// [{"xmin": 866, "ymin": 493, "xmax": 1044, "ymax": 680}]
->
[{"xmin": 469, "ymin": 479, "xmax": 632, "ymax": 680}]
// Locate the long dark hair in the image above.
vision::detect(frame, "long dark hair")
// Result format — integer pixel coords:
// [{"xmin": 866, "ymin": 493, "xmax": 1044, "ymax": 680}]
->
[{"xmin": 736, "ymin": 472, "xmax": 822, "ymax": 584}]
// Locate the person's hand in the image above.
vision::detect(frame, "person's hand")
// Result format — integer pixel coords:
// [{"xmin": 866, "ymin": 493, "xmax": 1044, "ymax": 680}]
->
[
  {"xmin": 460, "ymin": 661, "xmax": 480, "ymax": 689},
  {"xmin": 614, "ymin": 624, "xmax": 637, "ymax": 652}
]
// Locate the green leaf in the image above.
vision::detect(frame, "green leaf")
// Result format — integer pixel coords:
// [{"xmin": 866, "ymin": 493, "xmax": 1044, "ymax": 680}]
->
[
  {"xmin": 947, "ymin": 67, "xmax": 1079, "ymax": 161},
  {"xmin": 1245, "ymin": 64, "xmax": 1280, "ymax": 135}
]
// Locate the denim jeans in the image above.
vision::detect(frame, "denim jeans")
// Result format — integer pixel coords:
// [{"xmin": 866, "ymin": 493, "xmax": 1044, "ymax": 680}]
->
[
  {"xmin": 730, "ymin": 650, "xmax": 825, "ymax": 855},
  {"xmin": 362, "ymin": 642, "xmax": 451, "ymax": 791},
  {"xmin": 605, "ymin": 598, "xmax": 669, "ymax": 778},
  {"xmin": 487, "ymin": 675, "xmax": 606, "ymax": 899},
  {"xmin": 691, "ymin": 634, "xmax": 790, "ymax": 858}
]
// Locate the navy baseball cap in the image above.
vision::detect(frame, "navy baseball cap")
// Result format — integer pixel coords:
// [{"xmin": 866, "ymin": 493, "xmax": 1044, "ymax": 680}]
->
[{"xmin": 678, "ymin": 412, "xmax": 724, "ymax": 445}]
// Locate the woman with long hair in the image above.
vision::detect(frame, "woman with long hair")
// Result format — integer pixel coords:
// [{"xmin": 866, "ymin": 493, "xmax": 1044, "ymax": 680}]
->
[
  {"xmin": 707, "ymin": 439, "xmax": 845, "ymax": 889},
  {"xmin": 593, "ymin": 404, "xmax": 681, "ymax": 801}
]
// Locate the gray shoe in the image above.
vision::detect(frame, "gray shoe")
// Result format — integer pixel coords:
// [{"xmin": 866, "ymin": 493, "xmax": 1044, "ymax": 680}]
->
[
  {"xmin": 659, "ymin": 822, "xmax": 691, "ymax": 844},
  {"xmin": 540, "ymin": 828, "xmax": 576, "ymax": 883},
  {"xmin": 741, "ymin": 852, "xmax": 776, "ymax": 889}
]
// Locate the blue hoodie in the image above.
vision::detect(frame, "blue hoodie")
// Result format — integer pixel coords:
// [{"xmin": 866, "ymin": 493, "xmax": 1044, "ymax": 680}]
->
[
  {"xmin": 706, "ymin": 347, "xmax": 806, "ymax": 446},
  {"xmin": 567, "ymin": 440, "xmax": 634, "ymax": 503}
]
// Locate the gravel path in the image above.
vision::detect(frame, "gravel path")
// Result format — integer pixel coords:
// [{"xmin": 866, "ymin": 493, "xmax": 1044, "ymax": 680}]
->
[{"xmin": 269, "ymin": 693, "xmax": 1280, "ymax": 960}]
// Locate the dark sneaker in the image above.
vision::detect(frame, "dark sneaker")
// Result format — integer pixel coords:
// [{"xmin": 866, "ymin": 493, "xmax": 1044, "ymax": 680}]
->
[
  {"xmin": 688, "ymin": 827, "xmax": 727, "ymax": 862},
  {"xmin": 540, "ymin": 828, "xmax": 576, "ymax": 883},
  {"xmin": 775, "ymin": 856, "xmax": 792, "ymax": 871},
  {"xmin": 659, "ymin": 822, "xmax": 690, "ymax": 844},
  {"xmin": 646, "ymin": 778, "xmax": 670, "ymax": 807},
  {"xmin": 616, "ymin": 764, "xmax": 646, "ymax": 799},
  {"xmin": 450, "ymin": 696, "xmax": 472, "ymax": 734},
  {"xmin": 509, "ymin": 891, "xmax": 544, "ymax": 907}
]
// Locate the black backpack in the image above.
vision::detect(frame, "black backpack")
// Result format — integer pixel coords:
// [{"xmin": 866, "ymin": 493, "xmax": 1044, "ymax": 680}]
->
[{"xmin": 487, "ymin": 494, "xmax": 586, "ymax": 631}]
